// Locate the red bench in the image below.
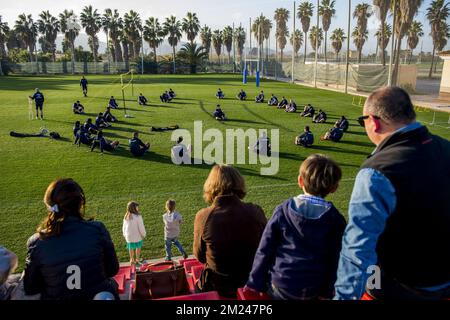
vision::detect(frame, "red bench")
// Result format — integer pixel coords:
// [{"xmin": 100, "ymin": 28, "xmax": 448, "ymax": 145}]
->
[{"xmin": 157, "ymin": 291, "xmax": 221, "ymax": 300}]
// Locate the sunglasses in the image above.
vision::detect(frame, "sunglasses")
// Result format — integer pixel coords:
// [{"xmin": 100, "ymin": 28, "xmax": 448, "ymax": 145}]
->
[{"xmin": 357, "ymin": 115, "xmax": 381, "ymax": 127}]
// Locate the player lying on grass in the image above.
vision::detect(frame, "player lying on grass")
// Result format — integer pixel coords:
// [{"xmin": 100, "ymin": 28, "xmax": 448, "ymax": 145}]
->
[
  {"xmin": 313, "ymin": 110, "xmax": 327, "ymax": 123},
  {"xmin": 129, "ymin": 132, "xmax": 150, "ymax": 157},
  {"xmin": 91, "ymin": 130, "xmax": 119, "ymax": 153},
  {"xmin": 277, "ymin": 96, "xmax": 288, "ymax": 109},
  {"xmin": 268, "ymin": 94, "xmax": 279, "ymax": 106},
  {"xmin": 74, "ymin": 121, "xmax": 94, "ymax": 146},
  {"xmin": 213, "ymin": 105, "xmax": 226, "ymax": 121},
  {"xmin": 321, "ymin": 123, "xmax": 344, "ymax": 142},
  {"xmin": 237, "ymin": 89, "xmax": 247, "ymax": 101},
  {"xmin": 109, "ymin": 96, "xmax": 119, "ymax": 109},
  {"xmin": 103, "ymin": 107, "xmax": 117, "ymax": 122},
  {"xmin": 255, "ymin": 91, "xmax": 265, "ymax": 103},
  {"xmin": 300, "ymin": 104, "xmax": 315, "ymax": 117},
  {"xmin": 95, "ymin": 112, "xmax": 111, "ymax": 128},
  {"xmin": 72, "ymin": 101, "xmax": 85, "ymax": 114},
  {"xmin": 80, "ymin": 76, "xmax": 88, "ymax": 97},
  {"xmin": 160, "ymin": 91, "xmax": 172, "ymax": 103},
  {"xmin": 216, "ymin": 88, "xmax": 225, "ymax": 99},
  {"xmin": 285, "ymin": 100, "xmax": 297, "ymax": 113},
  {"xmin": 138, "ymin": 93, "xmax": 148, "ymax": 106},
  {"xmin": 29, "ymin": 88, "xmax": 45, "ymax": 120},
  {"xmin": 295, "ymin": 126, "xmax": 314, "ymax": 147},
  {"xmin": 169, "ymin": 88, "xmax": 176, "ymax": 99},
  {"xmin": 335, "ymin": 116, "xmax": 349, "ymax": 132}
]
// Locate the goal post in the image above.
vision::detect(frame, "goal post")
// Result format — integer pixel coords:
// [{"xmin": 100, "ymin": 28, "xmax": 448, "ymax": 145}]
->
[
  {"xmin": 120, "ymin": 70, "xmax": 135, "ymax": 118},
  {"xmin": 243, "ymin": 59, "xmax": 261, "ymax": 87}
]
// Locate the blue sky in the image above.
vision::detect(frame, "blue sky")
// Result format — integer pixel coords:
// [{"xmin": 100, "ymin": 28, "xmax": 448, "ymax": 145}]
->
[{"xmin": 1, "ymin": 0, "xmax": 448, "ymax": 53}]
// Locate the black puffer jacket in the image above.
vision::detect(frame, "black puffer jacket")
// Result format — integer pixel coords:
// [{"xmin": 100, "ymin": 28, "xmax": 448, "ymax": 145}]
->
[{"xmin": 23, "ymin": 216, "xmax": 120, "ymax": 300}]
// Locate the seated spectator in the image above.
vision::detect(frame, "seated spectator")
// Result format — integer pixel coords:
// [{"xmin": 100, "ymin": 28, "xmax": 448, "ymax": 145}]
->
[
  {"xmin": 23, "ymin": 178, "xmax": 120, "ymax": 300},
  {"xmin": 245, "ymin": 154, "xmax": 346, "ymax": 300},
  {"xmin": 91, "ymin": 131, "xmax": 119, "ymax": 153},
  {"xmin": 213, "ymin": 105, "xmax": 226, "ymax": 121},
  {"xmin": 72, "ymin": 101, "xmax": 85, "ymax": 114},
  {"xmin": 103, "ymin": 107, "xmax": 117, "ymax": 123},
  {"xmin": 285, "ymin": 100, "xmax": 297, "ymax": 113},
  {"xmin": 168, "ymin": 88, "xmax": 176, "ymax": 99},
  {"xmin": 160, "ymin": 91, "xmax": 172, "ymax": 103},
  {"xmin": 321, "ymin": 124, "xmax": 344, "ymax": 142},
  {"xmin": 138, "ymin": 93, "xmax": 148, "ymax": 106},
  {"xmin": 335, "ymin": 116, "xmax": 349, "ymax": 132},
  {"xmin": 268, "ymin": 94, "xmax": 279, "ymax": 106},
  {"xmin": 300, "ymin": 104, "xmax": 315, "ymax": 117},
  {"xmin": 194, "ymin": 165, "xmax": 267, "ymax": 298},
  {"xmin": 83, "ymin": 118, "xmax": 98, "ymax": 135},
  {"xmin": 251, "ymin": 131, "xmax": 271, "ymax": 156},
  {"xmin": 109, "ymin": 96, "xmax": 119, "ymax": 109},
  {"xmin": 75, "ymin": 124, "xmax": 94, "ymax": 147},
  {"xmin": 255, "ymin": 91, "xmax": 265, "ymax": 103},
  {"xmin": 295, "ymin": 126, "xmax": 314, "ymax": 147},
  {"xmin": 171, "ymin": 136, "xmax": 191, "ymax": 165},
  {"xmin": 237, "ymin": 89, "xmax": 247, "ymax": 101},
  {"xmin": 216, "ymin": 88, "xmax": 225, "ymax": 99},
  {"xmin": 129, "ymin": 132, "xmax": 150, "ymax": 157},
  {"xmin": 313, "ymin": 109, "xmax": 327, "ymax": 123},
  {"xmin": 0, "ymin": 247, "xmax": 19, "ymax": 300},
  {"xmin": 278, "ymin": 96, "xmax": 289, "ymax": 109},
  {"xmin": 95, "ymin": 112, "xmax": 111, "ymax": 129}
]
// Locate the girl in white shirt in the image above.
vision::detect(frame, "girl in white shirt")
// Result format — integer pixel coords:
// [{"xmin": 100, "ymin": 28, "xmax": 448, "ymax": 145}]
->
[{"xmin": 122, "ymin": 201, "xmax": 146, "ymax": 265}]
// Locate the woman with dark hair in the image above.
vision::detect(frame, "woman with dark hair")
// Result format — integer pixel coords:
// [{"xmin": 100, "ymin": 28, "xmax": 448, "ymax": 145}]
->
[
  {"xmin": 193, "ymin": 165, "xmax": 267, "ymax": 298},
  {"xmin": 23, "ymin": 179, "xmax": 120, "ymax": 300}
]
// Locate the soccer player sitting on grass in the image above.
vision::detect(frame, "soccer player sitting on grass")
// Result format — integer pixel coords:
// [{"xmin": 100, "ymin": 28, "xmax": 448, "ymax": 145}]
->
[
  {"xmin": 30, "ymin": 88, "xmax": 45, "ymax": 120},
  {"xmin": 335, "ymin": 115, "xmax": 349, "ymax": 132},
  {"xmin": 73, "ymin": 121, "xmax": 81, "ymax": 139},
  {"xmin": 237, "ymin": 89, "xmax": 247, "ymax": 101},
  {"xmin": 160, "ymin": 91, "xmax": 172, "ymax": 103},
  {"xmin": 83, "ymin": 118, "xmax": 98, "ymax": 134},
  {"xmin": 251, "ymin": 131, "xmax": 271, "ymax": 156},
  {"xmin": 129, "ymin": 132, "xmax": 150, "ymax": 157},
  {"xmin": 91, "ymin": 131, "xmax": 119, "ymax": 153},
  {"xmin": 72, "ymin": 101, "xmax": 85, "ymax": 114},
  {"xmin": 268, "ymin": 94, "xmax": 279, "ymax": 106},
  {"xmin": 171, "ymin": 137, "xmax": 192, "ymax": 165},
  {"xmin": 103, "ymin": 107, "xmax": 117, "ymax": 123},
  {"xmin": 216, "ymin": 88, "xmax": 225, "ymax": 99},
  {"xmin": 285, "ymin": 100, "xmax": 297, "ymax": 113},
  {"xmin": 321, "ymin": 123, "xmax": 344, "ymax": 142},
  {"xmin": 169, "ymin": 88, "xmax": 176, "ymax": 99},
  {"xmin": 300, "ymin": 104, "xmax": 315, "ymax": 117},
  {"xmin": 213, "ymin": 105, "xmax": 226, "ymax": 121},
  {"xmin": 95, "ymin": 112, "xmax": 111, "ymax": 129},
  {"xmin": 245, "ymin": 154, "xmax": 346, "ymax": 300},
  {"xmin": 295, "ymin": 126, "xmax": 314, "ymax": 147},
  {"xmin": 313, "ymin": 109, "xmax": 327, "ymax": 123},
  {"xmin": 255, "ymin": 90, "xmax": 265, "ymax": 103},
  {"xmin": 109, "ymin": 96, "xmax": 119, "ymax": 109},
  {"xmin": 278, "ymin": 96, "xmax": 288, "ymax": 109},
  {"xmin": 74, "ymin": 122, "xmax": 94, "ymax": 146},
  {"xmin": 138, "ymin": 93, "xmax": 148, "ymax": 106},
  {"xmin": 80, "ymin": 76, "xmax": 88, "ymax": 97}
]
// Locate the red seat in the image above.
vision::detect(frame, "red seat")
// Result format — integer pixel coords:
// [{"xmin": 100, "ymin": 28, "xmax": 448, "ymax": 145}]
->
[
  {"xmin": 192, "ymin": 265, "xmax": 204, "ymax": 284},
  {"xmin": 139, "ymin": 261, "xmax": 174, "ymax": 273},
  {"xmin": 361, "ymin": 293, "xmax": 374, "ymax": 300},
  {"xmin": 237, "ymin": 288, "xmax": 271, "ymax": 300},
  {"xmin": 183, "ymin": 260, "xmax": 203, "ymax": 274},
  {"xmin": 117, "ymin": 266, "xmax": 132, "ymax": 280},
  {"xmin": 179, "ymin": 258, "xmax": 198, "ymax": 266},
  {"xmin": 157, "ymin": 291, "xmax": 221, "ymax": 300},
  {"xmin": 186, "ymin": 276, "xmax": 196, "ymax": 293},
  {"xmin": 113, "ymin": 273, "xmax": 126, "ymax": 294}
]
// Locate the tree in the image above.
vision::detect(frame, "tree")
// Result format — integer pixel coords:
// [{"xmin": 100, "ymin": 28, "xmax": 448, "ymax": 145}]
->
[
  {"xmin": 177, "ymin": 43, "xmax": 208, "ymax": 73},
  {"xmin": 14, "ymin": 14, "xmax": 38, "ymax": 62},
  {"xmin": 319, "ymin": 0, "xmax": 336, "ymax": 62},
  {"xmin": 222, "ymin": 26, "xmax": 233, "ymax": 63},
  {"xmin": 373, "ymin": 0, "xmax": 392, "ymax": 66},
  {"xmin": 123, "ymin": 10, "xmax": 142, "ymax": 59},
  {"xmin": 309, "ymin": 26, "xmax": 324, "ymax": 55},
  {"xmin": 427, "ymin": 0, "xmax": 450, "ymax": 77},
  {"xmin": 212, "ymin": 29, "xmax": 223, "ymax": 62},
  {"xmin": 298, "ymin": 1, "xmax": 315, "ymax": 63},
  {"xmin": 80, "ymin": 6, "xmax": 102, "ymax": 62},
  {"xmin": 252, "ymin": 15, "xmax": 272, "ymax": 62},
  {"xmin": 38, "ymin": 11, "xmax": 60, "ymax": 62},
  {"xmin": 290, "ymin": 29, "xmax": 304, "ymax": 57},
  {"xmin": 182, "ymin": 12, "xmax": 200, "ymax": 45},
  {"xmin": 60, "ymin": 10, "xmax": 80, "ymax": 60},
  {"xmin": 163, "ymin": 15, "xmax": 182, "ymax": 73},
  {"xmin": 352, "ymin": 26, "xmax": 369, "ymax": 63},
  {"xmin": 406, "ymin": 21, "xmax": 423, "ymax": 63},
  {"xmin": 200, "ymin": 25, "xmax": 212, "ymax": 59},
  {"xmin": 234, "ymin": 26, "xmax": 246, "ymax": 59},
  {"xmin": 0, "ymin": 16, "xmax": 8, "ymax": 63},
  {"xmin": 143, "ymin": 17, "xmax": 165, "ymax": 63},
  {"xmin": 102, "ymin": 9, "xmax": 123, "ymax": 62},
  {"xmin": 375, "ymin": 22, "xmax": 392, "ymax": 60},
  {"xmin": 274, "ymin": 8, "xmax": 290, "ymax": 63},
  {"xmin": 330, "ymin": 28, "xmax": 346, "ymax": 60}
]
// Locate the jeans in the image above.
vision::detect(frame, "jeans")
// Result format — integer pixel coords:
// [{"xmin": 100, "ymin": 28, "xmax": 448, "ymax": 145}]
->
[{"xmin": 165, "ymin": 238, "xmax": 186, "ymax": 260}]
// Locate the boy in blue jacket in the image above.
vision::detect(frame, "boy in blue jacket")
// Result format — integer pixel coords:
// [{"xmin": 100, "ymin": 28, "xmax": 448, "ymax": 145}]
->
[{"xmin": 245, "ymin": 154, "xmax": 346, "ymax": 300}]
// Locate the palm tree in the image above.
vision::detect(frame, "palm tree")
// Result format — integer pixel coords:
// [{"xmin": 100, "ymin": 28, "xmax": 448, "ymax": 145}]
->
[
  {"xmin": 222, "ymin": 26, "xmax": 234, "ymax": 63},
  {"xmin": 352, "ymin": 26, "xmax": 369, "ymax": 63},
  {"xmin": 38, "ymin": 11, "xmax": 60, "ymax": 62},
  {"xmin": 234, "ymin": 26, "xmax": 246, "ymax": 60},
  {"xmin": 290, "ymin": 29, "xmax": 304, "ymax": 57},
  {"xmin": 330, "ymin": 28, "xmax": 346, "ymax": 61},
  {"xmin": 177, "ymin": 43, "xmax": 208, "ymax": 73},
  {"xmin": 119, "ymin": 31, "xmax": 130, "ymax": 67},
  {"xmin": 319, "ymin": 0, "xmax": 336, "ymax": 62},
  {"xmin": 60, "ymin": 10, "xmax": 80, "ymax": 59},
  {"xmin": 143, "ymin": 17, "xmax": 165, "ymax": 63},
  {"xmin": 375, "ymin": 22, "xmax": 392, "ymax": 61},
  {"xmin": 427, "ymin": 0, "xmax": 450, "ymax": 77},
  {"xmin": 252, "ymin": 15, "xmax": 272, "ymax": 62},
  {"xmin": 298, "ymin": 1, "xmax": 315, "ymax": 63},
  {"xmin": 102, "ymin": 9, "xmax": 123, "ymax": 63},
  {"xmin": 123, "ymin": 10, "xmax": 142, "ymax": 59},
  {"xmin": 80, "ymin": 6, "xmax": 102, "ymax": 62},
  {"xmin": 182, "ymin": 12, "xmax": 200, "ymax": 45},
  {"xmin": 212, "ymin": 29, "xmax": 223, "ymax": 62},
  {"xmin": 0, "ymin": 16, "xmax": 9, "ymax": 65},
  {"xmin": 163, "ymin": 15, "xmax": 182, "ymax": 73},
  {"xmin": 309, "ymin": 26, "xmax": 324, "ymax": 55},
  {"xmin": 406, "ymin": 21, "xmax": 423, "ymax": 63},
  {"xmin": 14, "ymin": 14, "xmax": 38, "ymax": 61},
  {"xmin": 373, "ymin": 0, "xmax": 392, "ymax": 66},
  {"xmin": 274, "ymin": 8, "xmax": 290, "ymax": 63},
  {"xmin": 199, "ymin": 25, "xmax": 212, "ymax": 60}
]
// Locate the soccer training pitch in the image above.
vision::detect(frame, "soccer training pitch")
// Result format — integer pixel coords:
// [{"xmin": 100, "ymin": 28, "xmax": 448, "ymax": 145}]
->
[{"xmin": 1, "ymin": 73, "xmax": 449, "ymax": 268}]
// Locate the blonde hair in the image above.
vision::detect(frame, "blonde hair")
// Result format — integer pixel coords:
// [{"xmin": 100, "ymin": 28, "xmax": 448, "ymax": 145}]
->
[
  {"xmin": 124, "ymin": 201, "xmax": 140, "ymax": 220},
  {"xmin": 203, "ymin": 164, "xmax": 246, "ymax": 204},
  {"xmin": 165, "ymin": 199, "xmax": 176, "ymax": 213}
]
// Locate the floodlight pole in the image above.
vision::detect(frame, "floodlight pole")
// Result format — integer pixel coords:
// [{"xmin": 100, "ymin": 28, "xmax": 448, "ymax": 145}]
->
[
  {"xmin": 233, "ymin": 22, "xmax": 236, "ymax": 73},
  {"xmin": 344, "ymin": 0, "xmax": 351, "ymax": 94},
  {"xmin": 141, "ymin": 30, "xmax": 144, "ymax": 75},
  {"xmin": 292, "ymin": 1, "xmax": 296, "ymax": 83},
  {"xmin": 314, "ymin": 0, "xmax": 319, "ymax": 88},
  {"xmin": 388, "ymin": 0, "xmax": 398, "ymax": 86}
]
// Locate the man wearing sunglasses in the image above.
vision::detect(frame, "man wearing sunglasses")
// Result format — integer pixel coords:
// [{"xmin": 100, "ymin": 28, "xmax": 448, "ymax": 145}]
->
[{"xmin": 335, "ymin": 86, "xmax": 450, "ymax": 300}]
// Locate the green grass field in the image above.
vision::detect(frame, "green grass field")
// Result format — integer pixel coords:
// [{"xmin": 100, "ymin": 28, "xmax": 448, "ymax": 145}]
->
[{"xmin": 1, "ymin": 73, "xmax": 449, "ymax": 269}]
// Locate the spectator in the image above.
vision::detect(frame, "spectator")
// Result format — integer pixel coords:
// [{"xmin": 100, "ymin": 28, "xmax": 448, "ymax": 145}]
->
[
  {"xmin": 122, "ymin": 201, "xmax": 146, "ymax": 266},
  {"xmin": 193, "ymin": 165, "xmax": 267, "ymax": 298},
  {"xmin": 163, "ymin": 199, "xmax": 188, "ymax": 261},
  {"xmin": 0, "ymin": 247, "xmax": 19, "ymax": 300},
  {"xmin": 295, "ymin": 126, "xmax": 314, "ymax": 147},
  {"xmin": 23, "ymin": 178, "xmax": 120, "ymax": 300},
  {"xmin": 129, "ymin": 132, "xmax": 150, "ymax": 157},
  {"xmin": 335, "ymin": 87, "xmax": 450, "ymax": 300}
]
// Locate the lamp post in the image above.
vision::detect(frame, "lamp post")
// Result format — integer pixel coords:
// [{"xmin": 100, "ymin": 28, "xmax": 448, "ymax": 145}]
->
[{"xmin": 67, "ymin": 16, "xmax": 81, "ymax": 75}]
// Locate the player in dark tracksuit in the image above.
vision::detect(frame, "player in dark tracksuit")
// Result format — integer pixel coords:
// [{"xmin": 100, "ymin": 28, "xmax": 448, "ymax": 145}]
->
[
  {"xmin": 80, "ymin": 76, "xmax": 88, "ymax": 97},
  {"xmin": 30, "ymin": 88, "xmax": 45, "ymax": 120}
]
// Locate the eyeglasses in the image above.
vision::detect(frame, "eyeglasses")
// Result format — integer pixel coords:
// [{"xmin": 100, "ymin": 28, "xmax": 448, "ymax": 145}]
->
[{"xmin": 357, "ymin": 115, "xmax": 381, "ymax": 127}]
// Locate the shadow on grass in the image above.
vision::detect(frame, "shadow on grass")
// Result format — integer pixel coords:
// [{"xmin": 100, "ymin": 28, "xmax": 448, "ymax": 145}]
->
[
  {"xmin": 308, "ymin": 144, "xmax": 370, "ymax": 156},
  {"xmin": 243, "ymin": 104, "xmax": 295, "ymax": 132}
]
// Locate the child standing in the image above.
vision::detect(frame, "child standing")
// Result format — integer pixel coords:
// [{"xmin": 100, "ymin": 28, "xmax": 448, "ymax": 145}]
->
[
  {"xmin": 163, "ymin": 200, "xmax": 188, "ymax": 261},
  {"xmin": 122, "ymin": 202, "xmax": 147, "ymax": 265}
]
